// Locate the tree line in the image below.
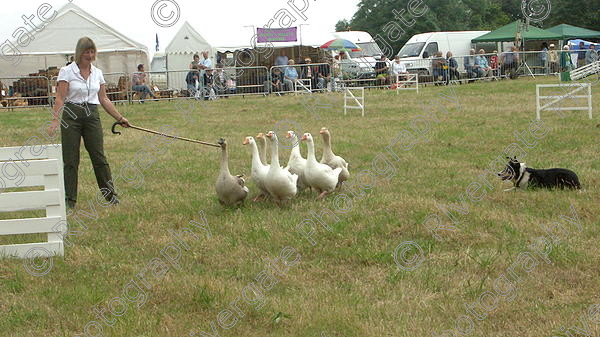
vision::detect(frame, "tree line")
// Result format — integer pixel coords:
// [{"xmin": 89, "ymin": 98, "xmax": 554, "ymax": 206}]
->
[{"xmin": 336, "ymin": 0, "xmax": 599, "ymax": 55}]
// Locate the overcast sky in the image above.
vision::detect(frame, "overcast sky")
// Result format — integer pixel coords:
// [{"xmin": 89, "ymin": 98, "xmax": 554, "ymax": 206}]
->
[{"xmin": 1, "ymin": 0, "xmax": 361, "ymax": 58}]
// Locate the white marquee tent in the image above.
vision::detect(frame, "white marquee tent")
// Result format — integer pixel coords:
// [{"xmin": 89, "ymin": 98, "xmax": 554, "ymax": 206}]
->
[
  {"xmin": 164, "ymin": 21, "xmax": 216, "ymax": 89},
  {"xmin": 0, "ymin": 3, "xmax": 149, "ymax": 77}
]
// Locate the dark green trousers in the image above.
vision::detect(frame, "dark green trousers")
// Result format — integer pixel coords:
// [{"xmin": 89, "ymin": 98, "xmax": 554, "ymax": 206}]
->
[{"xmin": 61, "ymin": 102, "xmax": 116, "ymax": 204}]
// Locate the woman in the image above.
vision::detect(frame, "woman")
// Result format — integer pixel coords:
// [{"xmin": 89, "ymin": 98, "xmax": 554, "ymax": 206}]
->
[{"xmin": 48, "ymin": 37, "xmax": 131, "ymax": 209}]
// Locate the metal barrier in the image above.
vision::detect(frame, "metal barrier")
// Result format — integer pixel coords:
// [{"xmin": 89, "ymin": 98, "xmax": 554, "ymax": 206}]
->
[
  {"xmin": 103, "ymin": 72, "xmax": 129, "ymax": 104},
  {"xmin": 269, "ymin": 63, "xmax": 331, "ymax": 94},
  {"xmin": 0, "ymin": 76, "xmax": 51, "ymax": 109},
  {"xmin": 395, "ymin": 74, "xmax": 419, "ymax": 94}
]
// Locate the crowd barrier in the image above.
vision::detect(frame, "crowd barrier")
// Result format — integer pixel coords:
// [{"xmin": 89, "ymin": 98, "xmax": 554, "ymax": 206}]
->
[{"xmin": 1, "ymin": 50, "xmax": 596, "ymax": 108}]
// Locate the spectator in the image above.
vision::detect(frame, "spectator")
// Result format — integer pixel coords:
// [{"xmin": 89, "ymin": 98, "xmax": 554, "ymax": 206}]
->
[
  {"xmin": 464, "ymin": 49, "xmax": 478, "ymax": 79},
  {"xmin": 374, "ymin": 55, "xmax": 391, "ymax": 85},
  {"xmin": 540, "ymin": 42, "xmax": 549, "ymax": 73},
  {"xmin": 577, "ymin": 41, "xmax": 586, "ymax": 68},
  {"xmin": 283, "ymin": 59, "xmax": 298, "ymax": 91},
  {"xmin": 131, "ymin": 64, "xmax": 156, "ymax": 102},
  {"xmin": 432, "ymin": 51, "xmax": 448, "ymax": 84},
  {"xmin": 446, "ymin": 52, "xmax": 459, "ymax": 82},
  {"xmin": 548, "ymin": 44, "xmax": 559, "ymax": 73},
  {"xmin": 475, "ymin": 49, "xmax": 492, "ymax": 79},
  {"xmin": 202, "ymin": 68, "xmax": 215, "ymax": 100},
  {"xmin": 214, "ymin": 64, "xmax": 233, "ymax": 98},
  {"xmin": 316, "ymin": 62, "xmax": 331, "ymax": 91},
  {"xmin": 198, "ymin": 51, "xmax": 213, "ymax": 70},
  {"xmin": 185, "ymin": 66, "xmax": 200, "ymax": 97},
  {"xmin": 331, "ymin": 55, "xmax": 342, "ymax": 91},
  {"xmin": 339, "ymin": 50, "xmax": 348, "ymax": 60},
  {"xmin": 300, "ymin": 57, "xmax": 314, "ymax": 88},
  {"xmin": 190, "ymin": 54, "xmax": 200, "ymax": 69},
  {"xmin": 585, "ymin": 44, "xmax": 598, "ymax": 64},
  {"xmin": 66, "ymin": 56, "xmax": 74, "ymax": 66},
  {"xmin": 560, "ymin": 45, "xmax": 574, "ymax": 72},
  {"xmin": 490, "ymin": 50, "xmax": 499, "ymax": 76},
  {"xmin": 275, "ymin": 49, "xmax": 289, "ymax": 66},
  {"xmin": 265, "ymin": 67, "xmax": 284, "ymax": 94},
  {"xmin": 391, "ymin": 56, "xmax": 408, "ymax": 82},
  {"xmin": 501, "ymin": 46, "xmax": 520, "ymax": 79}
]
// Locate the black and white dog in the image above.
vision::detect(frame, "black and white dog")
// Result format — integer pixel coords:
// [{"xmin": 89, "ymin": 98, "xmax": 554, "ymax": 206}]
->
[{"xmin": 498, "ymin": 157, "xmax": 581, "ymax": 190}]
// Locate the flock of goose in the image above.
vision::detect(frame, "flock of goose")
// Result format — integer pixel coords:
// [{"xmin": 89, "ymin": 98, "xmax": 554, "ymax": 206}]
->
[{"xmin": 215, "ymin": 128, "xmax": 350, "ymax": 206}]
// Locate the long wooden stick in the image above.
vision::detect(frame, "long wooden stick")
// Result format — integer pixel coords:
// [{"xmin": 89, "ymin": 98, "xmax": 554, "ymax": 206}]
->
[{"xmin": 111, "ymin": 122, "xmax": 221, "ymax": 148}]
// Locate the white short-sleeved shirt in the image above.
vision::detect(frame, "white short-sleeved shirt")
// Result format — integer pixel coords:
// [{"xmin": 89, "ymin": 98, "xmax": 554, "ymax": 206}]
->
[
  {"xmin": 57, "ymin": 62, "xmax": 106, "ymax": 104},
  {"xmin": 392, "ymin": 61, "xmax": 407, "ymax": 75},
  {"xmin": 201, "ymin": 58, "xmax": 213, "ymax": 69}
]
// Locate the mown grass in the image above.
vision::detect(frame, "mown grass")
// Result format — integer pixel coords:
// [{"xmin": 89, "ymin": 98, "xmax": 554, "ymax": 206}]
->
[{"xmin": 0, "ymin": 77, "xmax": 599, "ymax": 337}]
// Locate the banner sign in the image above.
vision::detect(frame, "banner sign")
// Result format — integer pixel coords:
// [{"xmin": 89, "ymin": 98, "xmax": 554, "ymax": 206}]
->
[{"xmin": 257, "ymin": 27, "xmax": 298, "ymax": 43}]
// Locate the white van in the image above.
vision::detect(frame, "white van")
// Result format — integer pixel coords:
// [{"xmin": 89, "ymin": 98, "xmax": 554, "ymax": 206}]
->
[
  {"xmin": 331, "ymin": 31, "xmax": 384, "ymax": 76},
  {"xmin": 397, "ymin": 31, "xmax": 490, "ymax": 75}
]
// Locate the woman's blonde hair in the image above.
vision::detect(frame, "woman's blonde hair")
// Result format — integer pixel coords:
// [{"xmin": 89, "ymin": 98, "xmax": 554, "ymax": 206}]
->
[{"xmin": 75, "ymin": 37, "xmax": 97, "ymax": 63}]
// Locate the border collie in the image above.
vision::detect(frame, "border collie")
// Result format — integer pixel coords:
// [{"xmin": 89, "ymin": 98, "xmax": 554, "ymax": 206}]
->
[{"xmin": 498, "ymin": 157, "xmax": 581, "ymax": 190}]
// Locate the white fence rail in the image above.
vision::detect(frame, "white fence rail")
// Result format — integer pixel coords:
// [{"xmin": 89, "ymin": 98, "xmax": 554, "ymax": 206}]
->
[
  {"xmin": 344, "ymin": 87, "xmax": 365, "ymax": 117},
  {"xmin": 0, "ymin": 145, "xmax": 67, "ymax": 258},
  {"xmin": 536, "ymin": 83, "xmax": 593, "ymax": 120}
]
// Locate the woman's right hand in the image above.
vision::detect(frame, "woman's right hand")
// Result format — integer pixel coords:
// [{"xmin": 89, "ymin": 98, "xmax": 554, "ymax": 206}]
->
[{"xmin": 48, "ymin": 119, "xmax": 60, "ymax": 136}]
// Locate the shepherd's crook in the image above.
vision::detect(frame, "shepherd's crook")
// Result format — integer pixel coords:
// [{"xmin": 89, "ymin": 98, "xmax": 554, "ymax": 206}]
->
[{"xmin": 111, "ymin": 122, "xmax": 220, "ymax": 148}]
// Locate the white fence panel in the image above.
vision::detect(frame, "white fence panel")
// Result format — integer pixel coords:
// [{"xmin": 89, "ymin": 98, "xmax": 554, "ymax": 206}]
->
[{"xmin": 0, "ymin": 145, "xmax": 67, "ymax": 258}]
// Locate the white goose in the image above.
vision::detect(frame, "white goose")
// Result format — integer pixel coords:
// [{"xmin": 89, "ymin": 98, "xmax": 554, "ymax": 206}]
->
[
  {"xmin": 243, "ymin": 136, "xmax": 270, "ymax": 202},
  {"xmin": 320, "ymin": 127, "xmax": 349, "ymax": 187},
  {"xmin": 284, "ymin": 131, "xmax": 309, "ymax": 192},
  {"xmin": 302, "ymin": 133, "xmax": 342, "ymax": 199},
  {"xmin": 265, "ymin": 131, "xmax": 298, "ymax": 203},
  {"xmin": 256, "ymin": 133, "xmax": 269, "ymax": 166}
]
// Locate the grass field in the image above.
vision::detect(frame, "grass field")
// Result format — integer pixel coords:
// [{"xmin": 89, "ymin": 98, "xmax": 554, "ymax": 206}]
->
[{"xmin": 1, "ymin": 77, "xmax": 599, "ymax": 337}]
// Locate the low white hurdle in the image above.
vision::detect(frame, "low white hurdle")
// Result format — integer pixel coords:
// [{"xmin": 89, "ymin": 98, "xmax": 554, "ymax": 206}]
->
[
  {"xmin": 344, "ymin": 87, "xmax": 365, "ymax": 117},
  {"xmin": 294, "ymin": 79, "xmax": 312, "ymax": 94},
  {"xmin": 536, "ymin": 83, "xmax": 592, "ymax": 120},
  {"xmin": 570, "ymin": 61, "xmax": 600, "ymax": 81},
  {"xmin": 0, "ymin": 145, "xmax": 67, "ymax": 258},
  {"xmin": 396, "ymin": 73, "xmax": 419, "ymax": 94}
]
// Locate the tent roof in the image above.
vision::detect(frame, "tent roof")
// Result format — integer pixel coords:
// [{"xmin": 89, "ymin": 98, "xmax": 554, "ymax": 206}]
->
[
  {"xmin": 165, "ymin": 21, "xmax": 213, "ymax": 54},
  {"xmin": 472, "ymin": 21, "xmax": 562, "ymax": 42},
  {"xmin": 547, "ymin": 24, "xmax": 600, "ymax": 39},
  {"xmin": 13, "ymin": 3, "xmax": 148, "ymax": 55}
]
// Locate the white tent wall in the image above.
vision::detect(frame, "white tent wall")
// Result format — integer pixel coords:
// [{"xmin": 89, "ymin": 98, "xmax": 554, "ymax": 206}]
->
[
  {"xmin": 0, "ymin": 3, "xmax": 148, "ymax": 78},
  {"xmin": 165, "ymin": 21, "xmax": 216, "ymax": 90}
]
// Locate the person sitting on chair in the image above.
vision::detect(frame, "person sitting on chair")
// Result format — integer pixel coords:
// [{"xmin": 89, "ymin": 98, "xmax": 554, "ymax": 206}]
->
[
  {"xmin": 131, "ymin": 64, "xmax": 156, "ymax": 103},
  {"xmin": 374, "ymin": 55, "xmax": 391, "ymax": 86},
  {"xmin": 432, "ymin": 51, "xmax": 448, "ymax": 84},
  {"xmin": 501, "ymin": 46, "xmax": 520, "ymax": 79},
  {"xmin": 446, "ymin": 52, "xmax": 460, "ymax": 82},
  {"xmin": 284, "ymin": 59, "xmax": 298, "ymax": 92},
  {"xmin": 475, "ymin": 49, "xmax": 492, "ymax": 79},
  {"xmin": 265, "ymin": 67, "xmax": 284, "ymax": 94},
  {"xmin": 185, "ymin": 66, "xmax": 200, "ymax": 97},
  {"xmin": 464, "ymin": 49, "xmax": 478, "ymax": 80}
]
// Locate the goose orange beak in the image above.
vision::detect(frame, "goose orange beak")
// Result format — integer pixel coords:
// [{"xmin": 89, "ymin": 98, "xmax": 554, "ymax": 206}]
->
[
  {"xmin": 242, "ymin": 138, "xmax": 250, "ymax": 145},
  {"xmin": 286, "ymin": 131, "xmax": 293, "ymax": 139},
  {"xmin": 320, "ymin": 127, "xmax": 327, "ymax": 134},
  {"xmin": 266, "ymin": 131, "xmax": 274, "ymax": 138},
  {"xmin": 257, "ymin": 133, "xmax": 264, "ymax": 139},
  {"xmin": 301, "ymin": 134, "xmax": 308, "ymax": 141}
]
